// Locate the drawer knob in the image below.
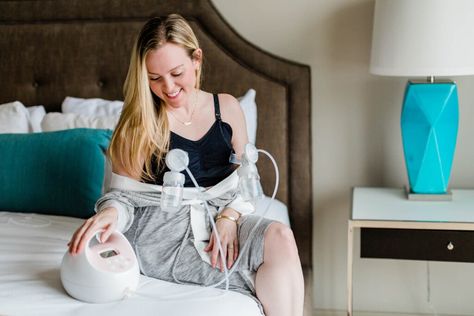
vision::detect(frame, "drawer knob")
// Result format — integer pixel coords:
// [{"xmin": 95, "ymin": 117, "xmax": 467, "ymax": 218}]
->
[{"xmin": 447, "ymin": 242, "xmax": 455, "ymax": 251}]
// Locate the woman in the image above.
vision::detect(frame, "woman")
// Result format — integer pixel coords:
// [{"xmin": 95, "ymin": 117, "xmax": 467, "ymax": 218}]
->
[{"xmin": 68, "ymin": 14, "xmax": 304, "ymax": 316}]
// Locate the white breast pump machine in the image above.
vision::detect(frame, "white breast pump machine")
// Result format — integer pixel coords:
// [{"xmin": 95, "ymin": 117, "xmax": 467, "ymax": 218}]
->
[{"xmin": 60, "ymin": 230, "xmax": 140, "ymax": 303}]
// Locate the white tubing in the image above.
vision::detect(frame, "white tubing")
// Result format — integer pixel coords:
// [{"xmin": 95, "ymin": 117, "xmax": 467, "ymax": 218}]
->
[
  {"xmin": 207, "ymin": 148, "xmax": 279, "ymax": 288},
  {"xmin": 133, "ymin": 148, "xmax": 279, "ymax": 299},
  {"xmin": 184, "ymin": 166, "xmax": 230, "ymax": 291}
]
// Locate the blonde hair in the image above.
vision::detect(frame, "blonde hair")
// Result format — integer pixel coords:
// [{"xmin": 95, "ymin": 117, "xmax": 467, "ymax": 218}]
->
[{"xmin": 108, "ymin": 14, "xmax": 202, "ymax": 181}]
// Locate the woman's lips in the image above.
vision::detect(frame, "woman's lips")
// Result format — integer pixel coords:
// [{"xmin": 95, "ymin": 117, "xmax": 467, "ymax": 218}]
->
[{"xmin": 165, "ymin": 89, "xmax": 181, "ymax": 99}]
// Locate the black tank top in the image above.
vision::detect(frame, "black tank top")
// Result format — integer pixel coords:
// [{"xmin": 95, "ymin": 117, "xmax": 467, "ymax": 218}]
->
[{"xmin": 150, "ymin": 94, "xmax": 236, "ymax": 187}]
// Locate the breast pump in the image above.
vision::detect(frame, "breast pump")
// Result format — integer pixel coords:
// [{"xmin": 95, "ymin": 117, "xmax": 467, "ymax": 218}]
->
[
  {"xmin": 162, "ymin": 143, "xmax": 265, "ymax": 210},
  {"xmin": 160, "ymin": 149, "xmax": 188, "ymax": 212},
  {"xmin": 161, "ymin": 143, "xmax": 279, "ymax": 292},
  {"xmin": 60, "ymin": 143, "xmax": 278, "ymax": 303},
  {"xmin": 60, "ymin": 230, "xmax": 140, "ymax": 303}
]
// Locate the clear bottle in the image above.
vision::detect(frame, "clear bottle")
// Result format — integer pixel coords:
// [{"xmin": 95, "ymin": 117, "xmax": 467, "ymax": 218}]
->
[
  {"xmin": 160, "ymin": 171, "xmax": 185, "ymax": 212},
  {"xmin": 238, "ymin": 162, "xmax": 264, "ymax": 202}
]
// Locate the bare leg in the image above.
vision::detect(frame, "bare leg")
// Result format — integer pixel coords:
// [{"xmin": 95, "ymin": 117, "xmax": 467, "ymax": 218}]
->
[{"xmin": 255, "ymin": 222, "xmax": 304, "ymax": 316}]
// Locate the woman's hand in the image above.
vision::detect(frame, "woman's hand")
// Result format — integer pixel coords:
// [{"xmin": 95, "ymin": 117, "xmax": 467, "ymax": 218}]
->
[
  {"xmin": 204, "ymin": 208, "xmax": 240, "ymax": 271},
  {"xmin": 68, "ymin": 207, "xmax": 118, "ymax": 255}
]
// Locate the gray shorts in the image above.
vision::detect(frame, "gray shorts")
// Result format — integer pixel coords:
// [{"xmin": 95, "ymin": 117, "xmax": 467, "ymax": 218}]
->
[{"xmin": 124, "ymin": 205, "xmax": 274, "ymax": 314}]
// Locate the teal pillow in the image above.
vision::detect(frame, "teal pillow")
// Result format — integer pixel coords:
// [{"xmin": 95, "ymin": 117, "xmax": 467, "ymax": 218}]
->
[{"xmin": 0, "ymin": 128, "xmax": 112, "ymax": 218}]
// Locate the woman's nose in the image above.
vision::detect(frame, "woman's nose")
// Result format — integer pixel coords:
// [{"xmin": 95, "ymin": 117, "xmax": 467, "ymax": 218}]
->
[{"xmin": 162, "ymin": 77, "xmax": 174, "ymax": 92}]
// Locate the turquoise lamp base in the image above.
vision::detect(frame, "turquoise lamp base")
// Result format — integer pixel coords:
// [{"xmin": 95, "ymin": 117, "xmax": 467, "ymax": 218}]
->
[{"xmin": 401, "ymin": 81, "xmax": 459, "ymax": 194}]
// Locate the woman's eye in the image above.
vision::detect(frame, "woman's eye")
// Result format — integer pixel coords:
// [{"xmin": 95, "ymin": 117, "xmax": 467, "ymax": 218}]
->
[
  {"xmin": 149, "ymin": 77, "xmax": 161, "ymax": 81},
  {"xmin": 172, "ymin": 72, "xmax": 183, "ymax": 77}
]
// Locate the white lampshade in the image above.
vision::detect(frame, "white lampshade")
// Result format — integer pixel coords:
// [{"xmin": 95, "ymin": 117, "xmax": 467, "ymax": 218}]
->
[{"xmin": 370, "ymin": 0, "xmax": 474, "ymax": 77}]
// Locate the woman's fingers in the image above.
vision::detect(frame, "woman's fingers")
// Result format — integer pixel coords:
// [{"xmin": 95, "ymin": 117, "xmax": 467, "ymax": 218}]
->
[
  {"xmin": 208, "ymin": 237, "xmax": 239, "ymax": 271},
  {"xmin": 210, "ymin": 234, "xmax": 223, "ymax": 269},
  {"xmin": 233, "ymin": 238, "xmax": 239, "ymax": 261},
  {"xmin": 69, "ymin": 220, "xmax": 101, "ymax": 254},
  {"xmin": 218, "ymin": 245, "xmax": 227, "ymax": 272},
  {"xmin": 204, "ymin": 235, "xmax": 214, "ymax": 252},
  {"xmin": 209, "ymin": 232, "xmax": 230, "ymax": 271},
  {"xmin": 70, "ymin": 220, "xmax": 93, "ymax": 254},
  {"xmin": 227, "ymin": 244, "xmax": 234, "ymax": 269},
  {"xmin": 76, "ymin": 228, "xmax": 95, "ymax": 254},
  {"xmin": 100, "ymin": 222, "xmax": 116, "ymax": 243},
  {"xmin": 69, "ymin": 208, "xmax": 119, "ymax": 255},
  {"xmin": 76, "ymin": 219, "xmax": 101, "ymax": 254},
  {"xmin": 207, "ymin": 222, "xmax": 240, "ymax": 271},
  {"xmin": 226, "ymin": 239, "xmax": 239, "ymax": 268}
]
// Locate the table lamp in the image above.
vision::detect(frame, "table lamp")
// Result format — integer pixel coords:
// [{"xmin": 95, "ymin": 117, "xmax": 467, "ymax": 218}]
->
[{"xmin": 370, "ymin": 0, "xmax": 474, "ymax": 196}]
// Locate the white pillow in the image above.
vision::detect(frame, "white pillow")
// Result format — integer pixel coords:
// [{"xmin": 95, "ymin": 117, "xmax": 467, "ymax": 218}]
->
[
  {"xmin": 0, "ymin": 101, "xmax": 30, "ymax": 133},
  {"xmin": 41, "ymin": 112, "xmax": 119, "ymax": 132},
  {"xmin": 238, "ymin": 89, "xmax": 257, "ymax": 144},
  {"xmin": 62, "ymin": 96, "xmax": 123, "ymax": 117},
  {"xmin": 26, "ymin": 105, "xmax": 46, "ymax": 133},
  {"xmin": 61, "ymin": 89, "xmax": 258, "ymax": 143},
  {"xmin": 254, "ymin": 196, "xmax": 290, "ymax": 226}
]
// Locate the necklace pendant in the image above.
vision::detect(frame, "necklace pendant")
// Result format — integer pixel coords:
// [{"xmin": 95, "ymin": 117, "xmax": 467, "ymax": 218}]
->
[{"xmin": 184, "ymin": 121, "xmax": 192, "ymax": 126}]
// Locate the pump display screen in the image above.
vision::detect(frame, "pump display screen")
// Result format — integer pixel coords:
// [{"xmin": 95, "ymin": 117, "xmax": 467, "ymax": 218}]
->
[{"xmin": 100, "ymin": 250, "xmax": 119, "ymax": 258}]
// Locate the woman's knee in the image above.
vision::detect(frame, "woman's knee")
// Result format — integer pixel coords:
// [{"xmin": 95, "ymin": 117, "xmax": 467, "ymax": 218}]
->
[{"xmin": 264, "ymin": 222, "xmax": 299, "ymax": 258}]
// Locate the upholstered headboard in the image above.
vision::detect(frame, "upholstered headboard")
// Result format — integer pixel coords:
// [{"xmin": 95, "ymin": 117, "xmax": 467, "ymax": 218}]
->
[{"xmin": 0, "ymin": 0, "xmax": 312, "ymax": 306}]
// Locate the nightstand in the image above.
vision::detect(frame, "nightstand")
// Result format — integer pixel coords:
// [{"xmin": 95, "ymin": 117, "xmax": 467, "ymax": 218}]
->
[{"xmin": 347, "ymin": 187, "xmax": 474, "ymax": 316}]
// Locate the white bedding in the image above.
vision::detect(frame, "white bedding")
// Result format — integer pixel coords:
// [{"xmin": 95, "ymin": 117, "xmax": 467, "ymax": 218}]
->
[{"xmin": 0, "ymin": 197, "xmax": 289, "ymax": 316}]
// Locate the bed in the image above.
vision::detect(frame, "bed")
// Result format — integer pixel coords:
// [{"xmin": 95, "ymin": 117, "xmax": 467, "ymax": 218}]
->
[{"xmin": 0, "ymin": 0, "xmax": 313, "ymax": 315}]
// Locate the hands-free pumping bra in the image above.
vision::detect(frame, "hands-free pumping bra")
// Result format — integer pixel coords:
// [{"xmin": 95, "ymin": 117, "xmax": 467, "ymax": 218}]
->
[{"xmin": 151, "ymin": 94, "xmax": 236, "ymax": 187}]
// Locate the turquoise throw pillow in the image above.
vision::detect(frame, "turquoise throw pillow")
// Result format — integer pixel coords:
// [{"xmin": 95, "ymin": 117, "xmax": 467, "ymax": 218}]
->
[{"xmin": 0, "ymin": 128, "xmax": 112, "ymax": 218}]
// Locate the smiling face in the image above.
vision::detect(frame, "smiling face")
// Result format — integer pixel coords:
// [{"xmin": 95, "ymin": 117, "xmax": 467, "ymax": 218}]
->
[{"xmin": 145, "ymin": 42, "xmax": 201, "ymax": 109}]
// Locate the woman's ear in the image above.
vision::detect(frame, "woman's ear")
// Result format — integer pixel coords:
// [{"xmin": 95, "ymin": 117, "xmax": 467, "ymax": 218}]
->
[{"xmin": 192, "ymin": 48, "xmax": 203, "ymax": 66}]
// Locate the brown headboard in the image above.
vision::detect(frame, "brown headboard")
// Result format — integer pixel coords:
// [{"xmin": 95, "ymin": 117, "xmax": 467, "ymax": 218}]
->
[{"xmin": 0, "ymin": 0, "xmax": 312, "ymax": 283}]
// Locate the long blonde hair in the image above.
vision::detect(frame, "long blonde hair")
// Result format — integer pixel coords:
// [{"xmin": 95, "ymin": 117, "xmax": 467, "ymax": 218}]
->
[{"xmin": 108, "ymin": 14, "xmax": 202, "ymax": 181}]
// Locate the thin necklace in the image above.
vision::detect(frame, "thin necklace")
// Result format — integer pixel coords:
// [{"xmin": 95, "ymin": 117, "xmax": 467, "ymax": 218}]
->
[{"xmin": 167, "ymin": 90, "xmax": 199, "ymax": 126}]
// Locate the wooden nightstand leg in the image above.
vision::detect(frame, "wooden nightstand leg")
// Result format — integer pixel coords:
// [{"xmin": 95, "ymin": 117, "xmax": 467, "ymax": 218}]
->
[{"xmin": 347, "ymin": 221, "xmax": 354, "ymax": 316}]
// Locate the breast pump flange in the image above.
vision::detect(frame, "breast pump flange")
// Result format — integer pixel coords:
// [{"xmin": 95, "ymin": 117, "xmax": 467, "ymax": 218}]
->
[
  {"xmin": 161, "ymin": 149, "xmax": 189, "ymax": 212},
  {"xmin": 162, "ymin": 144, "xmax": 264, "ymax": 207},
  {"xmin": 60, "ymin": 231, "xmax": 140, "ymax": 303},
  {"xmin": 237, "ymin": 143, "xmax": 264, "ymax": 202}
]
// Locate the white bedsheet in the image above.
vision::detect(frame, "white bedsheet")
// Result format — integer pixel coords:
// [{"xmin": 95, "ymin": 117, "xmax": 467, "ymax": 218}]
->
[{"xmin": 0, "ymin": 197, "xmax": 289, "ymax": 316}]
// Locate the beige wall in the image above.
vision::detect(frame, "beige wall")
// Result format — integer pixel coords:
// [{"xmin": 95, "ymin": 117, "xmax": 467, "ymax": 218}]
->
[{"xmin": 212, "ymin": 0, "xmax": 474, "ymax": 314}]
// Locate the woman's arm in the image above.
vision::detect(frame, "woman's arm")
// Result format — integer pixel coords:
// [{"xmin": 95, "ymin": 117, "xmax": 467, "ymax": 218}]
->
[
  {"xmin": 219, "ymin": 92, "xmax": 255, "ymax": 216},
  {"xmin": 69, "ymin": 156, "xmax": 143, "ymax": 255},
  {"xmin": 218, "ymin": 93, "xmax": 249, "ymax": 160},
  {"xmin": 204, "ymin": 93, "xmax": 251, "ymax": 270}
]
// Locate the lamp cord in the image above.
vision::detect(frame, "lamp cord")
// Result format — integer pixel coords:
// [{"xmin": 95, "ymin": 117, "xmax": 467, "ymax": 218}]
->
[{"xmin": 426, "ymin": 261, "xmax": 439, "ymax": 316}]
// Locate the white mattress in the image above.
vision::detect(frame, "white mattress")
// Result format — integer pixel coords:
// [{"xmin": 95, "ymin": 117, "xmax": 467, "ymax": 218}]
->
[{"xmin": 0, "ymin": 196, "xmax": 289, "ymax": 316}]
